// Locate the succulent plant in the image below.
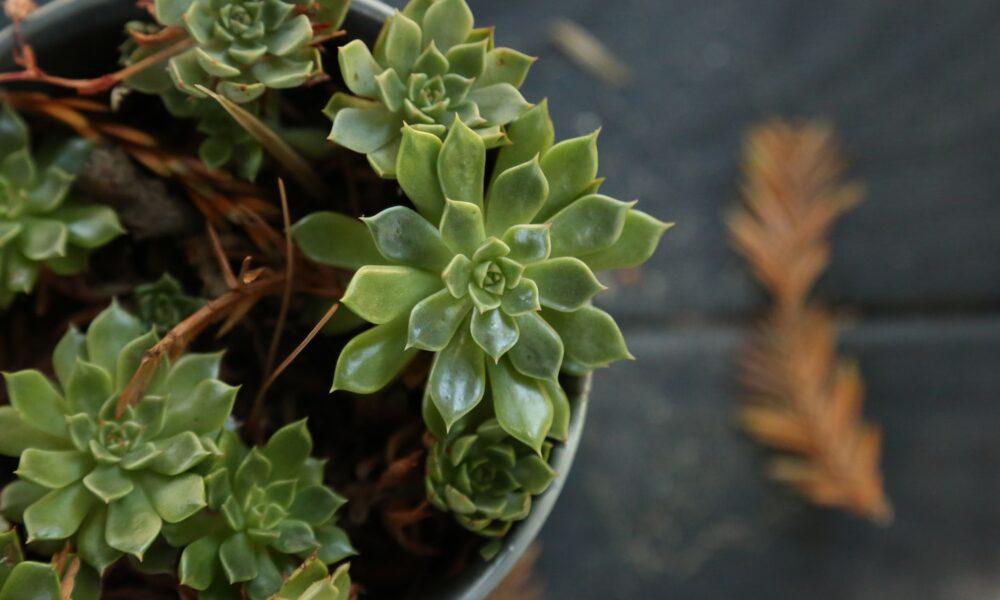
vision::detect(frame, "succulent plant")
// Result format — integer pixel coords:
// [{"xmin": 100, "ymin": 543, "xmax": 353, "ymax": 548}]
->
[
  {"xmin": 0, "ymin": 105, "xmax": 124, "ymax": 308},
  {"xmin": 0, "ymin": 301, "xmax": 237, "ymax": 573},
  {"xmin": 426, "ymin": 418, "xmax": 555, "ymax": 559},
  {"xmin": 135, "ymin": 273, "xmax": 206, "ymax": 334},
  {"xmin": 165, "ymin": 422, "xmax": 353, "ymax": 600},
  {"xmin": 155, "ymin": 0, "xmax": 348, "ymax": 104},
  {"xmin": 0, "ymin": 526, "xmax": 61, "ymax": 600},
  {"xmin": 326, "ymin": 0, "xmax": 535, "ymax": 177},
  {"xmin": 293, "ymin": 105, "xmax": 668, "ymax": 451},
  {"xmin": 271, "ymin": 557, "xmax": 350, "ymax": 600}
]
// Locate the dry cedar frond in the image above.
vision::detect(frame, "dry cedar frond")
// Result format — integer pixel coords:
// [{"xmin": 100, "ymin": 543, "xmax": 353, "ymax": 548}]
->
[{"xmin": 730, "ymin": 120, "xmax": 892, "ymax": 523}]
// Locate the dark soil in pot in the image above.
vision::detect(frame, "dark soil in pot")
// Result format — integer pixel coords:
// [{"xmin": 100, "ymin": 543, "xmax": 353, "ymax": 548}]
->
[{"xmin": 0, "ymin": 1, "xmax": 588, "ymax": 598}]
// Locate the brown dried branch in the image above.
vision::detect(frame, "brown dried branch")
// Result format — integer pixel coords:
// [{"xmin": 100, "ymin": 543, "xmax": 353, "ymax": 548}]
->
[{"xmin": 729, "ymin": 120, "xmax": 892, "ymax": 523}]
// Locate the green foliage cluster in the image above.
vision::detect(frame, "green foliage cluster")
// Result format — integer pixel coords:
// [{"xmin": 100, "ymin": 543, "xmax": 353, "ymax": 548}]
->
[
  {"xmin": 0, "ymin": 105, "xmax": 123, "ymax": 307},
  {"xmin": 0, "ymin": 304, "xmax": 350, "ymax": 598},
  {"xmin": 135, "ymin": 273, "xmax": 206, "ymax": 333}
]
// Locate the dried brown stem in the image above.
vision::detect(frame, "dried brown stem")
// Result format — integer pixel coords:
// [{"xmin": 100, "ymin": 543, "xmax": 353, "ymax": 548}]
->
[{"xmin": 729, "ymin": 120, "xmax": 891, "ymax": 523}]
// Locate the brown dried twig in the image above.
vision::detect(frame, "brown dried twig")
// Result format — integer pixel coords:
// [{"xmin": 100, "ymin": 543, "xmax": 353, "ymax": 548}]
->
[{"xmin": 728, "ymin": 120, "xmax": 892, "ymax": 523}]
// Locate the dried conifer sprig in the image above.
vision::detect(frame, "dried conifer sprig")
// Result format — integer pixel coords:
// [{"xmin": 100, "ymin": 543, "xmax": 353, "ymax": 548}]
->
[{"xmin": 729, "ymin": 120, "xmax": 892, "ymax": 523}]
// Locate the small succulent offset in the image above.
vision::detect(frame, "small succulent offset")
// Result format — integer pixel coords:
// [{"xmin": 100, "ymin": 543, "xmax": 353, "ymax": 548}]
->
[
  {"xmin": 426, "ymin": 419, "xmax": 555, "ymax": 559},
  {"xmin": 327, "ymin": 0, "xmax": 534, "ymax": 176},
  {"xmin": 294, "ymin": 103, "xmax": 669, "ymax": 454},
  {"xmin": 135, "ymin": 273, "xmax": 205, "ymax": 334},
  {"xmin": 0, "ymin": 302, "xmax": 237, "ymax": 574},
  {"xmin": 167, "ymin": 423, "xmax": 353, "ymax": 599},
  {"xmin": 0, "ymin": 105, "xmax": 124, "ymax": 308},
  {"xmin": 271, "ymin": 557, "xmax": 351, "ymax": 600},
  {"xmin": 155, "ymin": 0, "xmax": 349, "ymax": 104}
]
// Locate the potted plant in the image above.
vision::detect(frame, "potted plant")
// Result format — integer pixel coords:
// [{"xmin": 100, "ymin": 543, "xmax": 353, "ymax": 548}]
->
[{"xmin": 0, "ymin": 0, "xmax": 669, "ymax": 597}]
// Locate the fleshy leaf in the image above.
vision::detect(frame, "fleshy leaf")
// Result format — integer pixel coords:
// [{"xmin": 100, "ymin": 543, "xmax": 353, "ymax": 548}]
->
[
  {"xmin": 509, "ymin": 312, "xmax": 564, "ymax": 381},
  {"xmin": 384, "ymin": 11, "xmax": 422, "ymax": 75},
  {"xmin": 397, "ymin": 126, "xmax": 446, "ymax": 223},
  {"xmin": 537, "ymin": 130, "xmax": 600, "ymax": 221},
  {"xmin": 18, "ymin": 449, "xmax": 91, "ymax": 489},
  {"xmin": 106, "ymin": 487, "xmax": 162, "ymax": 558},
  {"xmin": 220, "ymin": 532, "xmax": 258, "ymax": 583},
  {"xmin": 83, "ymin": 465, "xmax": 134, "ymax": 504},
  {"xmin": 342, "ymin": 265, "xmax": 442, "ymax": 325},
  {"xmin": 470, "ymin": 308, "xmax": 520, "ymax": 362},
  {"xmin": 179, "ymin": 533, "xmax": 222, "ymax": 590},
  {"xmin": 544, "ymin": 305, "xmax": 633, "ymax": 370},
  {"xmin": 467, "ymin": 83, "xmax": 531, "ymax": 125},
  {"xmin": 547, "ymin": 194, "xmax": 633, "ymax": 257},
  {"xmin": 479, "ymin": 47, "xmax": 535, "ymax": 88},
  {"xmin": 363, "ymin": 206, "xmax": 453, "ymax": 270},
  {"xmin": 487, "ymin": 359, "xmax": 555, "ymax": 453},
  {"xmin": 141, "ymin": 472, "xmax": 206, "ymax": 523},
  {"xmin": 328, "ymin": 102, "xmax": 402, "ymax": 154},
  {"xmin": 160, "ymin": 379, "xmax": 238, "ymax": 438},
  {"xmin": 485, "ymin": 156, "xmax": 548, "ymax": 237},
  {"xmin": 85, "ymin": 300, "xmax": 145, "ymax": 376},
  {"xmin": 0, "ymin": 562, "xmax": 61, "ymax": 600},
  {"xmin": 437, "ymin": 119, "xmax": 486, "ymax": 209},
  {"xmin": 428, "ymin": 324, "xmax": 486, "ymax": 428},
  {"xmin": 407, "ymin": 289, "xmax": 472, "ymax": 351},
  {"xmin": 263, "ymin": 419, "xmax": 312, "ymax": 475},
  {"xmin": 292, "ymin": 211, "xmax": 385, "ymax": 270},
  {"xmin": 337, "ymin": 40, "xmax": 383, "ymax": 98},
  {"xmin": 66, "ymin": 359, "xmax": 113, "ymax": 416},
  {"xmin": 4, "ymin": 370, "xmax": 68, "ymax": 438},
  {"xmin": 0, "ymin": 407, "xmax": 69, "ymax": 456},
  {"xmin": 524, "ymin": 257, "xmax": 606, "ymax": 312},
  {"xmin": 421, "ymin": 0, "xmax": 474, "ymax": 52},
  {"xmin": 502, "ymin": 224, "xmax": 551, "ymax": 264},
  {"xmin": 579, "ymin": 209, "xmax": 672, "ymax": 271},
  {"xmin": 492, "ymin": 100, "xmax": 554, "ymax": 183},
  {"xmin": 24, "ymin": 482, "xmax": 94, "ymax": 542},
  {"xmin": 333, "ymin": 318, "xmax": 416, "ymax": 394},
  {"xmin": 440, "ymin": 200, "xmax": 486, "ymax": 256}
]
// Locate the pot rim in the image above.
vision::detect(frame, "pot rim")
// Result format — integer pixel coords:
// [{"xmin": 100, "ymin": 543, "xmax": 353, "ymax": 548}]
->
[{"xmin": 0, "ymin": 2, "xmax": 591, "ymax": 598}]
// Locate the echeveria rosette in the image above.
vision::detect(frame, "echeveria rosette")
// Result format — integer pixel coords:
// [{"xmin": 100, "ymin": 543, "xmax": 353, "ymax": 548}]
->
[
  {"xmin": 426, "ymin": 419, "xmax": 555, "ymax": 559},
  {"xmin": 293, "ymin": 113, "xmax": 668, "ymax": 452},
  {"xmin": 155, "ymin": 0, "xmax": 340, "ymax": 104},
  {"xmin": 135, "ymin": 273, "xmax": 206, "ymax": 334},
  {"xmin": 0, "ymin": 301, "xmax": 238, "ymax": 574},
  {"xmin": 0, "ymin": 105, "xmax": 124, "ymax": 308},
  {"xmin": 326, "ymin": 0, "xmax": 535, "ymax": 177},
  {"xmin": 165, "ymin": 422, "xmax": 353, "ymax": 600}
]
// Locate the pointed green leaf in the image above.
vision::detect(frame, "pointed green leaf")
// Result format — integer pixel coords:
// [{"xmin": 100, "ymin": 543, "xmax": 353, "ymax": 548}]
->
[
  {"xmin": 537, "ymin": 131, "xmax": 600, "ymax": 221},
  {"xmin": 421, "ymin": 0, "xmax": 473, "ymax": 52},
  {"xmin": 487, "ymin": 359, "xmax": 555, "ymax": 452},
  {"xmin": 440, "ymin": 200, "xmax": 485, "ymax": 255},
  {"xmin": 77, "ymin": 507, "xmax": 123, "ymax": 574},
  {"xmin": 160, "ymin": 379, "xmax": 238, "ymax": 438},
  {"xmin": 24, "ymin": 482, "xmax": 94, "ymax": 541},
  {"xmin": 178, "ymin": 533, "xmax": 222, "ymax": 590},
  {"xmin": 546, "ymin": 377, "xmax": 571, "ymax": 441},
  {"xmin": 485, "ymin": 156, "xmax": 548, "ymax": 236},
  {"xmin": 149, "ymin": 432, "xmax": 211, "ymax": 476},
  {"xmin": 337, "ymin": 39, "xmax": 383, "ymax": 97},
  {"xmin": 106, "ymin": 487, "xmax": 161, "ymax": 558},
  {"xmin": 4, "ymin": 370, "xmax": 67, "ymax": 438},
  {"xmin": 115, "ymin": 329, "xmax": 159, "ymax": 392},
  {"xmin": 83, "ymin": 465, "xmax": 134, "ymax": 503},
  {"xmin": 315, "ymin": 524, "xmax": 357, "ymax": 565},
  {"xmin": 468, "ymin": 83, "xmax": 531, "ymax": 125},
  {"xmin": 342, "ymin": 265, "xmax": 442, "ymax": 325},
  {"xmin": 289, "ymin": 485, "xmax": 343, "ymax": 526},
  {"xmin": 85, "ymin": 301, "xmax": 145, "ymax": 376},
  {"xmin": 328, "ymin": 103, "xmax": 402, "ymax": 154},
  {"xmin": 162, "ymin": 352, "xmax": 222, "ymax": 402},
  {"xmin": 141, "ymin": 472, "xmax": 205, "ymax": 523},
  {"xmin": 65, "ymin": 359, "xmax": 113, "ymax": 416},
  {"xmin": 397, "ymin": 126, "xmax": 446, "ymax": 223},
  {"xmin": 470, "ymin": 308, "xmax": 519, "ymax": 361},
  {"xmin": 407, "ymin": 288, "xmax": 472, "ymax": 351},
  {"xmin": 332, "ymin": 318, "xmax": 416, "ymax": 394},
  {"xmin": 292, "ymin": 211, "xmax": 385, "ymax": 270},
  {"xmin": 524, "ymin": 257, "xmax": 605, "ymax": 312},
  {"xmin": 428, "ymin": 324, "xmax": 486, "ymax": 428},
  {"xmin": 479, "ymin": 47, "xmax": 535, "ymax": 88},
  {"xmin": 0, "ymin": 407, "xmax": 69, "ymax": 456},
  {"xmin": 363, "ymin": 206, "xmax": 453, "ymax": 270},
  {"xmin": 512, "ymin": 454, "xmax": 556, "ymax": 494},
  {"xmin": 437, "ymin": 119, "xmax": 485, "ymax": 209},
  {"xmin": 0, "ymin": 562, "xmax": 60, "ymax": 600},
  {"xmin": 579, "ymin": 209, "xmax": 671, "ymax": 271},
  {"xmin": 548, "ymin": 194, "xmax": 633, "ymax": 257},
  {"xmin": 446, "ymin": 39, "xmax": 487, "ymax": 79},
  {"xmin": 52, "ymin": 326, "xmax": 85, "ymax": 389},
  {"xmin": 263, "ymin": 419, "xmax": 312, "ymax": 475},
  {"xmin": 492, "ymin": 100, "xmax": 554, "ymax": 184},
  {"xmin": 17, "ymin": 219, "xmax": 66, "ymax": 261},
  {"xmin": 544, "ymin": 305, "xmax": 633, "ymax": 370},
  {"xmin": 385, "ymin": 11, "xmax": 422, "ymax": 75},
  {"xmin": 502, "ymin": 224, "xmax": 551, "ymax": 264},
  {"xmin": 18, "ymin": 449, "xmax": 91, "ymax": 489},
  {"xmin": 56, "ymin": 205, "xmax": 124, "ymax": 249},
  {"xmin": 220, "ymin": 532, "xmax": 257, "ymax": 583},
  {"xmin": 273, "ymin": 519, "xmax": 318, "ymax": 553},
  {"xmin": 500, "ymin": 279, "xmax": 540, "ymax": 316},
  {"xmin": 263, "ymin": 14, "xmax": 312, "ymax": 56},
  {"xmin": 509, "ymin": 312, "xmax": 563, "ymax": 381}
]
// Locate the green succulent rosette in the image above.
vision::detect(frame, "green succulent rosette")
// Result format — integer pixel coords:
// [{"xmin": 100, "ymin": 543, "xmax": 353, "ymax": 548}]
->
[
  {"xmin": 272, "ymin": 558, "xmax": 350, "ymax": 600},
  {"xmin": 135, "ymin": 273, "xmax": 206, "ymax": 334},
  {"xmin": 155, "ymin": 0, "xmax": 347, "ymax": 104},
  {"xmin": 326, "ymin": 0, "xmax": 535, "ymax": 177},
  {"xmin": 294, "ymin": 103, "xmax": 669, "ymax": 452},
  {"xmin": 0, "ymin": 301, "xmax": 238, "ymax": 574},
  {"xmin": 166, "ymin": 422, "xmax": 353, "ymax": 599},
  {"xmin": 0, "ymin": 105, "xmax": 124, "ymax": 308},
  {"xmin": 426, "ymin": 418, "xmax": 555, "ymax": 558}
]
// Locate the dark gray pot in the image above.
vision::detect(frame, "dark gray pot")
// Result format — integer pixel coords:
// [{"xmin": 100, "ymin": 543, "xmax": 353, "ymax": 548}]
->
[{"xmin": 0, "ymin": 1, "xmax": 590, "ymax": 598}]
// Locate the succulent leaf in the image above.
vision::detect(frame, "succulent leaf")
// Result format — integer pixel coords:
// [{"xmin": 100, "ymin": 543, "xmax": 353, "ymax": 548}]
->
[{"xmin": 0, "ymin": 105, "xmax": 122, "ymax": 308}]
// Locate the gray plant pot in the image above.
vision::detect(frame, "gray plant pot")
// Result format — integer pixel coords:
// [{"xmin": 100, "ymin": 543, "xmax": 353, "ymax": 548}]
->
[{"xmin": 0, "ymin": 1, "xmax": 590, "ymax": 598}]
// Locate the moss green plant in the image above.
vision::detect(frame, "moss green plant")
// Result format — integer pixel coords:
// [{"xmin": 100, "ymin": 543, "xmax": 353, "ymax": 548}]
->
[
  {"xmin": 0, "ymin": 105, "xmax": 123, "ymax": 308},
  {"xmin": 135, "ymin": 273, "xmax": 205, "ymax": 334}
]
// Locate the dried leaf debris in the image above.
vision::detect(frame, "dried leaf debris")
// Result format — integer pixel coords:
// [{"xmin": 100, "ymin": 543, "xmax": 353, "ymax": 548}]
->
[{"xmin": 729, "ymin": 120, "xmax": 892, "ymax": 523}]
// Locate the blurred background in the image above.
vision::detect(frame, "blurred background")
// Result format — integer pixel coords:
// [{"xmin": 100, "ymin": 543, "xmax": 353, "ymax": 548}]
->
[
  {"xmin": 444, "ymin": 1, "xmax": 1000, "ymax": 599},
  {"xmin": 6, "ymin": 0, "xmax": 1000, "ymax": 598}
]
